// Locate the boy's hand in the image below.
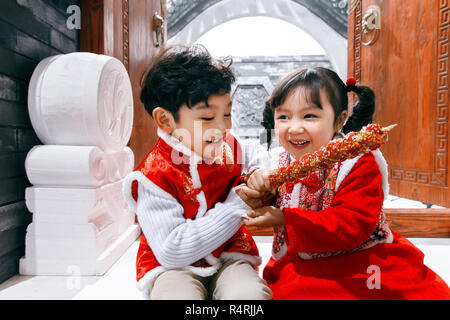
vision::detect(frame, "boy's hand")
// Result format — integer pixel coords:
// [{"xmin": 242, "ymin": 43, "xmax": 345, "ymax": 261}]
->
[
  {"xmin": 246, "ymin": 168, "xmax": 276, "ymax": 194},
  {"xmin": 242, "ymin": 206, "xmax": 285, "ymax": 228},
  {"xmin": 234, "ymin": 185, "xmax": 264, "ymax": 209}
]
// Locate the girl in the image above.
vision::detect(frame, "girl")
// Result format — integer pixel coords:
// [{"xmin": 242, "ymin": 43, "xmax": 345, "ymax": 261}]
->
[{"xmin": 243, "ymin": 67, "xmax": 450, "ymax": 299}]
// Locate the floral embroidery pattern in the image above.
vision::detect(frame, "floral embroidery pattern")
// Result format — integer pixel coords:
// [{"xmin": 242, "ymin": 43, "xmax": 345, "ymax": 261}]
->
[{"xmin": 180, "ymin": 171, "xmax": 201, "ymax": 202}]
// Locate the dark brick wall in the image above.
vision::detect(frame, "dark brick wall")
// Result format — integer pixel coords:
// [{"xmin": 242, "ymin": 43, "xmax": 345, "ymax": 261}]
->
[{"xmin": 0, "ymin": 0, "xmax": 79, "ymax": 284}]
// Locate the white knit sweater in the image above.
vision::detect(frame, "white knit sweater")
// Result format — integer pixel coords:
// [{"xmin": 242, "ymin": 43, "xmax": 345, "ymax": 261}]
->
[
  {"xmin": 136, "ymin": 181, "xmax": 250, "ymax": 269},
  {"xmin": 133, "ymin": 131, "xmax": 270, "ymax": 270}
]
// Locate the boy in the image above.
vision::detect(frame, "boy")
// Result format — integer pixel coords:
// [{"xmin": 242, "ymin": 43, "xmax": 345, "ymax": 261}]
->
[{"xmin": 122, "ymin": 45, "xmax": 272, "ymax": 299}]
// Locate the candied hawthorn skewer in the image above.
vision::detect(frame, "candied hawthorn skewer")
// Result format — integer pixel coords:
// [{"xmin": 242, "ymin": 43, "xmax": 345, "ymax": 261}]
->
[{"xmin": 268, "ymin": 123, "xmax": 397, "ymax": 187}]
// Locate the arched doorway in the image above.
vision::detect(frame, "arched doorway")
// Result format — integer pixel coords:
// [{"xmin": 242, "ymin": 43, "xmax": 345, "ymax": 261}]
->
[
  {"xmin": 167, "ymin": 0, "xmax": 347, "ymax": 78},
  {"xmin": 190, "ymin": 16, "xmax": 333, "ymax": 143}
]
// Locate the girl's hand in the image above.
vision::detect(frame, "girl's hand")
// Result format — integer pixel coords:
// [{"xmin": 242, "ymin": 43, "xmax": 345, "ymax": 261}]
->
[
  {"xmin": 234, "ymin": 185, "xmax": 264, "ymax": 209},
  {"xmin": 245, "ymin": 168, "xmax": 276, "ymax": 193},
  {"xmin": 242, "ymin": 206, "xmax": 285, "ymax": 228}
]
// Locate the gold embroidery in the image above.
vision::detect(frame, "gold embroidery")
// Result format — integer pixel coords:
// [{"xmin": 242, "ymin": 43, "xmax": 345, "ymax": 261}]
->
[
  {"xmin": 229, "ymin": 235, "xmax": 252, "ymax": 252},
  {"xmin": 220, "ymin": 142, "xmax": 235, "ymax": 172},
  {"xmin": 141, "ymin": 152, "xmax": 155, "ymax": 176},
  {"xmin": 182, "ymin": 172, "xmax": 200, "ymax": 202}
]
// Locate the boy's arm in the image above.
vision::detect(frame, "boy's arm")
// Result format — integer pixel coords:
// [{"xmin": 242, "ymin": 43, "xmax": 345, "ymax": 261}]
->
[{"xmin": 136, "ymin": 181, "xmax": 250, "ymax": 269}]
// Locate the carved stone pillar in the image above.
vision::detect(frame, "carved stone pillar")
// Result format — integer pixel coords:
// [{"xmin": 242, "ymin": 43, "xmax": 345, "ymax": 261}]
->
[
  {"xmin": 20, "ymin": 52, "xmax": 140, "ymax": 275},
  {"xmin": 231, "ymin": 76, "xmax": 274, "ymax": 143}
]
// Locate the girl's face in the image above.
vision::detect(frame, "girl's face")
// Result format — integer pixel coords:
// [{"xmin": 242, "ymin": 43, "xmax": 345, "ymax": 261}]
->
[{"xmin": 274, "ymin": 87, "xmax": 347, "ymax": 160}]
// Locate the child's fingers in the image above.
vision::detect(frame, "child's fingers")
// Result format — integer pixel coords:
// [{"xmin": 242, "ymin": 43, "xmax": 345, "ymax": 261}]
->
[
  {"xmin": 249, "ymin": 175, "xmax": 265, "ymax": 193},
  {"xmin": 264, "ymin": 178, "xmax": 272, "ymax": 191},
  {"xmin": 253, "ymin": 190, "xmax": 266, "ymax": 199},
  {"xmin": 242, "ymin": 215, "xmax": 267, "ymax": 228},
  {"xmin": 243, "ymin": 187, "xmax": 265, "ymax": 198},
  {"xmin": 254, "ymin": 170, "xmax": 268, "ymax": 191},
  {"xmin": 246, "ymin": 207, "xmax": 268, "ymax": 218},
  {"xmin": 246, "ymin": 209, "xmax": 255, "ymax": 218},
  {"xmin": 247, "ymin": 174, "xmax": 259, "ymax": 189},
  {"xmin": 244, "ymin": 168, "xmax": 258, "ymax": 183},
  {"xmin": 257, "ymin": 174, "xmax": 267, "ymax": 191},
  {"xmin": 235, "ymin": 186, "xmax": 264, "ymax": 205},
  {"xmin": 241, "ymin": 213, "xmax": 252, "ymax": 220},
  {"xmin": 259, "ymin": 171, "xmax": 271, "ymax": 191},
  {"xmin": 246, "ymin": 209, "xmax": 258, "ymax": 218}
]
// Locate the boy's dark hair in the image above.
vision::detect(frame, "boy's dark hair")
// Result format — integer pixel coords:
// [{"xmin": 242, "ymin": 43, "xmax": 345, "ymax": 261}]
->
[
  {"xmin": 140, "ymin": 45, "xmax": 236, "ymax": 121},
  {"xmin": 261, "ymin": 67, "xmax": 375, "ymax": 146}
]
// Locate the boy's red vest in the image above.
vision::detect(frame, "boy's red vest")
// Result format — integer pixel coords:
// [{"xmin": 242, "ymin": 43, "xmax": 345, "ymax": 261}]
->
[{"xmin": 123, "ymin": 130, "xmax": 260, "ymax": 293}]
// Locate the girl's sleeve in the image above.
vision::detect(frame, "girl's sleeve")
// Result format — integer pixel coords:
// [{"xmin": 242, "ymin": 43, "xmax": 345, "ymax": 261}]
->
[
  {"xmin": 136, "ymin": 181, "xmax": 249, "ymax": 269},
  {"xmin": 282, "ymin": 153, "xmax": 384, "ymax": 253}
]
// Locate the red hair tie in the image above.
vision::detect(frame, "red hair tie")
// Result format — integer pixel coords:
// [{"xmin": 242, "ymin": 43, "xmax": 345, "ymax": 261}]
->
[{"xmin": 346, "ymin": 77, "xmax": 357, "ymax": 92}]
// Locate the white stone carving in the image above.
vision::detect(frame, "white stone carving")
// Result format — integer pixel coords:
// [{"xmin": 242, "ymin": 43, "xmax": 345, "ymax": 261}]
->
[
  {"xmin": 232, "ymin": 85, "xmax": 267, "ymax": 127},
  {"xmin": 25, "ymin": 146, "xmax": 134, "ymax": 187},
  {"xmin": 28, "ymin": 53, "xmax": 133, "ymax": 153},
  {"xmin": 231, "ymin": 76, "xmax": 274, "ymax": 141},
  {"xmin": 20, "ymin": 53, "xmax": 140, "ymax": 276}
]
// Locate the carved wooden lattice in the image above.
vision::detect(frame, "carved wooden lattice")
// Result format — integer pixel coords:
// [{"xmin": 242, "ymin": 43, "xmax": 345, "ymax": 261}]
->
[{"xmin": 122, "ymin": 0, "xmax": 129, "ymax": 72}]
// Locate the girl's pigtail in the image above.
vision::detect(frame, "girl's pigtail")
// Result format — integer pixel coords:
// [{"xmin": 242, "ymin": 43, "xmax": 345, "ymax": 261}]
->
[
  {"xmin": 260, "ymin": 101, "xmax": 275, "ymax": 149},
  {"xmin": 342, "ymin": 84, "xmax": 375, "ymax": 134}
]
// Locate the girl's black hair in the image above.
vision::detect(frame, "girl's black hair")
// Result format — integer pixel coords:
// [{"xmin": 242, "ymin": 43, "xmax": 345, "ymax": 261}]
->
[
  {"xmin": 261, "ymin": 67, "xmax": 375, "ymax": 147},
  {"xmin": 140, "ymin": 44, "xmax": 235, "ymax": 121},
  {"xmin": 342, "ymin": 85, "xmax": 375, "ymax": 134}
]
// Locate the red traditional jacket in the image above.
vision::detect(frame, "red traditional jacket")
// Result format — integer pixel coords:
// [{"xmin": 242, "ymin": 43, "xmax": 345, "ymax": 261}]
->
[
  {"xmin": 263, "ymin": 150, "xmax": 450, "ymax": 299},
  {"xmin": 123, "ymin": 129, "xmax": 260, "ymax": 294}
]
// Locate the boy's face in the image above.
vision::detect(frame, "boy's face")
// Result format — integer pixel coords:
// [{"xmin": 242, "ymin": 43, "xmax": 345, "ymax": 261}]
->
[{"xmin": 172, "ymin": 93, "xmax": 232, "ymax": 160}]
